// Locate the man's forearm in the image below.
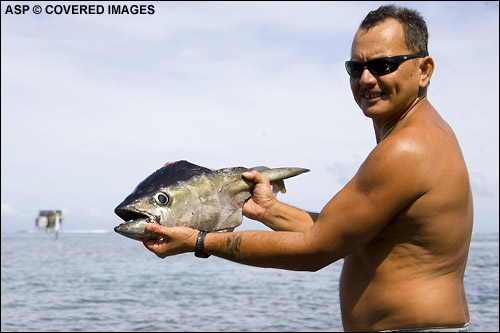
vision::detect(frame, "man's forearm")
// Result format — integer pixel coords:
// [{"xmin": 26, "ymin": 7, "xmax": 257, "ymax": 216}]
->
[
  {"xmin": 259, "ymin": 200, "xmax": 317, "ymax": 232},
  {"xmin": 203, "ymin": 230, "xmax": 324, "ymax": 271}
]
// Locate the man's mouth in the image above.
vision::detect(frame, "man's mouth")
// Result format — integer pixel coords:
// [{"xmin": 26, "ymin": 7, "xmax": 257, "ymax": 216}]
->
[{"xmin": 363, "ymin": 91, "xmax": 382, "ymax": 99}]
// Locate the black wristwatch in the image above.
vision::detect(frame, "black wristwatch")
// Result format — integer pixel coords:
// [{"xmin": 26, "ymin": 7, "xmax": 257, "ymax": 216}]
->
[{"xmin": 195, "ymin": 230, "xmax": 211, "ymax": 258}]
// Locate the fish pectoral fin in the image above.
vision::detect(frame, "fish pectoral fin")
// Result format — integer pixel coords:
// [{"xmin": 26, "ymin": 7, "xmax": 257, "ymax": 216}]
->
[
  {"xmin": 219, "ymin": 177, "xmax": 255, "ymax": 196},
  {"xmin": 250, "ymin": 166, "xmax": 271, "ymax": 173},
  {"xmin": 261, "ymin": 167, "xmax": 310, "ymax": 195},
  {"xmin": 259, "ymin": 167, "xmax": 310, "ymax": 182},
  {"xmin": 219, "ymin": 167, "xmax": 309, "ymax": 198},
  {"xmin": 249, "ymin": 166, "xmax": 287, "ymax": 194}
]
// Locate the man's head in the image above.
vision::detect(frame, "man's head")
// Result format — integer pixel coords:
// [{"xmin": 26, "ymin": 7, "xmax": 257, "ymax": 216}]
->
[
  {"xmin": 348, "ymin": 5, "xmax": 434, "ymax": 120},
  {"xmin": 359, "ymin": 5, "xmax": 429, "ymax": 57}
]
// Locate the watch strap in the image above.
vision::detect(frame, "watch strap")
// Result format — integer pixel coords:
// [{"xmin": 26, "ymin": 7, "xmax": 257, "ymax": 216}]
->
[{"xmin": 195, "ymin": 230, "xmax": 211, "ymax": 258}]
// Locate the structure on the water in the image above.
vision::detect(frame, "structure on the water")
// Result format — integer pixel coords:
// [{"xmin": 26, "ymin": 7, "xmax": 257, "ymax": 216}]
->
[{"xmin": 35, "ymin": 210, "xmax": 63, "ymax": 232}]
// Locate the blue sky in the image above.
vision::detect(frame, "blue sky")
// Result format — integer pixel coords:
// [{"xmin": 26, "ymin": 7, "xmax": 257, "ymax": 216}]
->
[{"xmin": 1, "ymin": 1, "xmax": 498, "ymax": 233}]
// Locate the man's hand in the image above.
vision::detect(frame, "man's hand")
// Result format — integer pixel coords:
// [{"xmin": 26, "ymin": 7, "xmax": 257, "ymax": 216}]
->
[
  {"xmin": 143, "ymin": 223, "xmax": 198, "ymax": 259},
  {"xmin": 242, "ymin": 170, "xmax": 316, "ymax": 232},
  {"xmin": 242, "ymin": 170, "xmax": 277, "ymax": 222}
]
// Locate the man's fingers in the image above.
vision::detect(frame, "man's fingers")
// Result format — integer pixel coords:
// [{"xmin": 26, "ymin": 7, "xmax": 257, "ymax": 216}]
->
[
  {"xmin": 242, "ymin": 171, "xmax": 256, "ymax": 180},
  {"xmin": 242, "ymin": 170, "xmax": 269, "ymax": 184},
  {"xmin": 143, "ymin": 238, "xmax": 157, "ymax": 248},
  {"xmin": 145, "ymin": 222, "xmax": 168, "ymax": 236}
]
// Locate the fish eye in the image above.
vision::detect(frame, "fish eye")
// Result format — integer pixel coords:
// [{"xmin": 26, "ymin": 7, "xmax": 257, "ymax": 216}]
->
[{"xmin": 154, "ymin": 192, "xmax": 170, "ymax": 206}]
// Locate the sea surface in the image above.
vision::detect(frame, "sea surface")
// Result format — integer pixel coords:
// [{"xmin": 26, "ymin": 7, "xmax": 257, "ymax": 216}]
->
[{"xmin": 1, "ymin": 231, "xmax": 498, "ymax": 332}]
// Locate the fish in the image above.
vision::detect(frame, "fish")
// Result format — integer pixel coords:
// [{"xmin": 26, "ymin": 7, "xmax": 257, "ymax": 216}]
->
[{"xmin": 114, "ymin": 160, "xmax": 309, "ymax": 241}]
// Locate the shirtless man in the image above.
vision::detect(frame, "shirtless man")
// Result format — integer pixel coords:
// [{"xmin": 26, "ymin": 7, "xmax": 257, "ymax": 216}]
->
[{"xmin": 143, "ymin": 5, "xmax": 473, "ymax": 332}]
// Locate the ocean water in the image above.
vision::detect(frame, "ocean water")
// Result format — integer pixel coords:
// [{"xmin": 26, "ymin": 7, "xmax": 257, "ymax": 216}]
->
[{"xmin": 1, "ymin": 231, "xmax": 498, "ymax": 332}]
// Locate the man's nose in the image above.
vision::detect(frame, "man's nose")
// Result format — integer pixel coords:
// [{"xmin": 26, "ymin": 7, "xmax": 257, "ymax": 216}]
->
[{"xmin": 359, "ymin": 68, "xmax": 378, "ymax": 85}]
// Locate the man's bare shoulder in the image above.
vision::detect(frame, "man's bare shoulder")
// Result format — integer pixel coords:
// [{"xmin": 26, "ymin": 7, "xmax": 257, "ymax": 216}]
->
[
  {"xmin": 361, "ymin": 108, "xmax": 473, "ymax": 250},
  {"xmin": 356, "ymin": 128, "xmax": 433, "ymax": 196},
  {"xmin": 365, "ymin": 106, "xmax": 463, "ymax": 186}
]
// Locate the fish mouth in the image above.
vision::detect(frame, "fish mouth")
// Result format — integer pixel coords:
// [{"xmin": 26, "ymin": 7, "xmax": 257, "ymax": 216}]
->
[
  {"xmin": 114, "ymin": 208, "xmax": 161, "ymax": 241},
  {"xmin": 114, "ymin": 207, "xmax": 159, "ymax": 224}
]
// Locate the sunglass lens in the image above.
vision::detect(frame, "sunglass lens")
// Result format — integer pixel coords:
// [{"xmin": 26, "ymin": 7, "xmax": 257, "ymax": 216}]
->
[
  {"xmin": 369, "ymin": 59, "xmax": 397, "ymax": 76},
  {"xmin": 346, "ymin": 61, "xmax": 363, "ymax": 78}
]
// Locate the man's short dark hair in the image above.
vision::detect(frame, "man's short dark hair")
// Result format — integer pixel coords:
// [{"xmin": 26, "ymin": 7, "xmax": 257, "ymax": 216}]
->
[{"xmin": 360, "ymin": 5, "xmax": 429, "ymax": 56}]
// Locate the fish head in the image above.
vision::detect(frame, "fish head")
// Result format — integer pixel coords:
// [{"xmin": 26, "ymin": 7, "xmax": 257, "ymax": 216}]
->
[{"xmin": 114, "ymin": 161, "xmax": 219, "ymax": 241}]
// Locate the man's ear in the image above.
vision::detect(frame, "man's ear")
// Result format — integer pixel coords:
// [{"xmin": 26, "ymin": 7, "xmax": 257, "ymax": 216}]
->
[{"xmin": 419, "ymin": 56, "xmax": 435, "ymax": 88}]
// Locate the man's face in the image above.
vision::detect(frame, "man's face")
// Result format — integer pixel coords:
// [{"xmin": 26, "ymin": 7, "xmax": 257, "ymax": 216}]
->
[{"xmin": 349, "ymin": 18, "xmax": 422, "ymax": 120}]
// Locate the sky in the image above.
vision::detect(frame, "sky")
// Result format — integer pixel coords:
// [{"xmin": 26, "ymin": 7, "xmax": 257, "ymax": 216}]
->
[{"xmin": 1, "ymin": 1, "xmax": 498, "ymax": 234}]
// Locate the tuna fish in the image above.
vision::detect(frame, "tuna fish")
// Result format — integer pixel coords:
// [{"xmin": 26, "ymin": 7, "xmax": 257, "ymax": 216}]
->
[{"xmin": 114, "ymin": 160, "xmax": 309, "ymax": 241}]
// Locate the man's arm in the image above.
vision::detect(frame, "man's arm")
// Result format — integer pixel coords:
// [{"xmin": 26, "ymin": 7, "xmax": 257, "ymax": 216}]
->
[
  {"xmin": 144, "ymin": 136, "xmax": 428, "ymax": 271},
  {"xmin": 144, "ymin": 224, "xmax": 325, "ymax": 271}
]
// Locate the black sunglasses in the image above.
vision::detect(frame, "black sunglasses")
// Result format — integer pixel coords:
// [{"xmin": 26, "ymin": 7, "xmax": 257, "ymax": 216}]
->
[{"xmin": 345, "ymin": 54, "xmax": 424, "ymax": 78}]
